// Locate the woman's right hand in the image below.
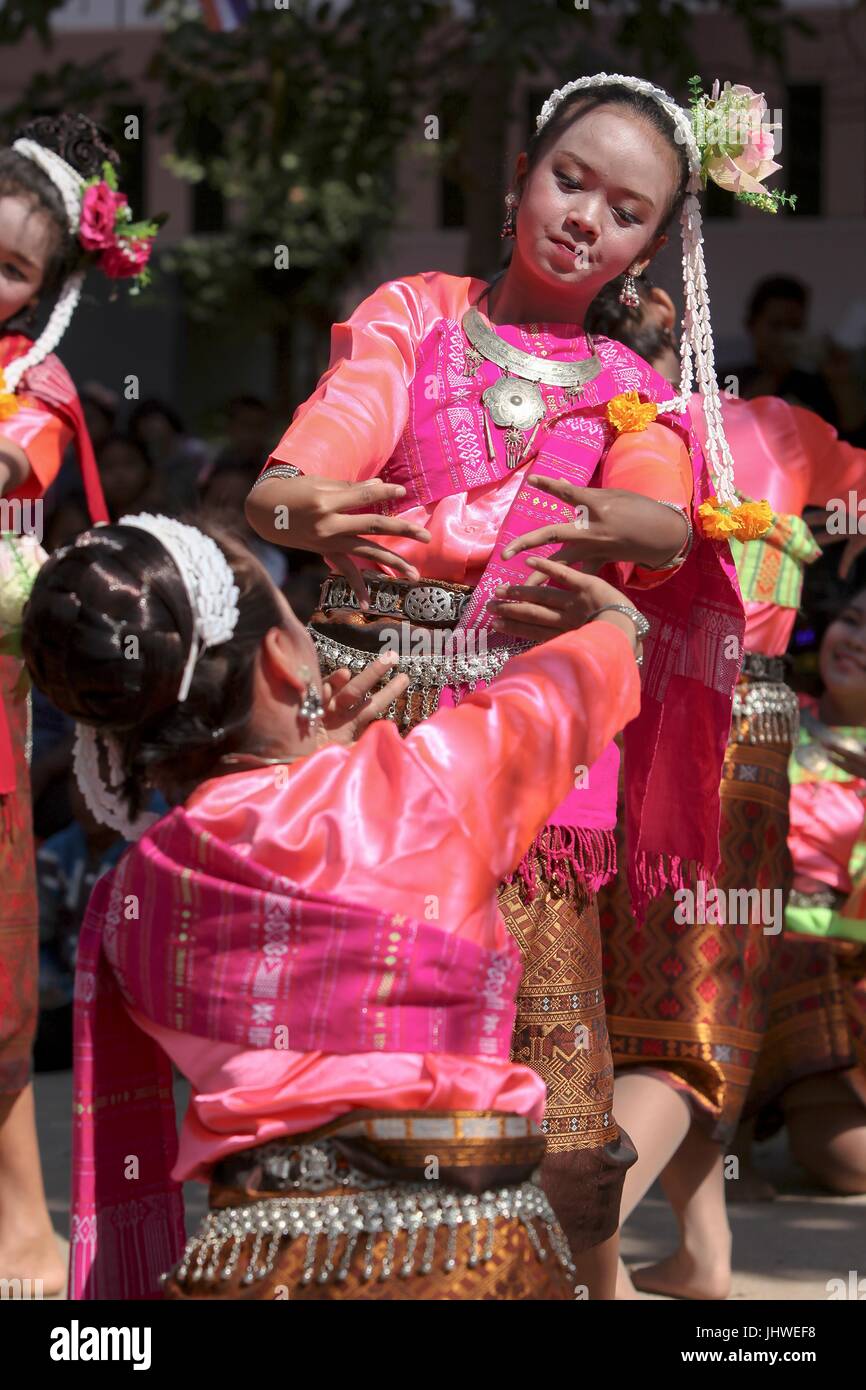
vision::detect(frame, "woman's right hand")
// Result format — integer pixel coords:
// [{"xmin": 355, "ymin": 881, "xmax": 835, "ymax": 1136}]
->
[
  {"xmin": 245, "ymin": 474, "xmax": 431, "ymax": 606},
  {"xmin": 487, "ymin": 555, "xmax": 642, "ymax": 658}
]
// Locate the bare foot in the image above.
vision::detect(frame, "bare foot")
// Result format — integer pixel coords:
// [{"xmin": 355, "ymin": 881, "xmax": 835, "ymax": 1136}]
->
[
  {"xmin": 631, "ymin": 1248, "xmax": 731, "ymax": 1301},
  {"xmin": 0, "ymin": 1230, "xmax": 66, "ymax": 1297},
  {"xmin": 615, "ymin": 1257, "xmax": 641, "ymax": 1300},
  {"xmin": 726, "ymin": 1166, "xmax": 777, "ymax": 1203}
]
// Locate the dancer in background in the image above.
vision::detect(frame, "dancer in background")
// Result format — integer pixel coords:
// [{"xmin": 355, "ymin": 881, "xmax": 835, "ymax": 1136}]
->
[
  {"xmin": 586, "ymin": 270, "xmax": 866, "ymax": 1298},
  {"xmin": 22, "ymin": 515, "xmax": 644, "ymax": 1299},
  {"xmin": 0, "ymin": 112, "xmax": 157, "ymax": 1293},
  {"xmin": 745, "ymin": 581, "xmax": 866, "ymax": 1194},
  {"xmin": 246, "ymin": 73, "xmax": 761, "ymax": 1295}
]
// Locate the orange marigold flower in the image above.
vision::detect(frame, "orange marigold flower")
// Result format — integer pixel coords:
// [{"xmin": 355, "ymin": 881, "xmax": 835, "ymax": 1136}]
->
[
  {"xmin": 697, "ymin": 499, "xmax": 740, "ymax": 539},
  {"xmin": 731, "ymin": 499, "xmax": 774, "ymax": 540},
  {"xmin": 606, "ymin": 390, "xmax": 658, "ymax": 433}
]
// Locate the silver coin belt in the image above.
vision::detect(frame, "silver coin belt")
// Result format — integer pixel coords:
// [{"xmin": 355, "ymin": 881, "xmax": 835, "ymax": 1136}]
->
[
  {"xmin": 320, "ymin": 573, "xmax": 470, "ymax": 625},
  {"xmin": 311, "ymin": 629, "xmax": 526, "ymax": 728},
  {"xmin": 731, "ymin": 664, "xmax": 800, "ymax": 748},
  {"xmin": 787, "ymin": 886, "xmax": 839, "ymax": 911},
  {"xmin": 166, "ymin": 1179, "xmax": 574, "ymax": 1290}
]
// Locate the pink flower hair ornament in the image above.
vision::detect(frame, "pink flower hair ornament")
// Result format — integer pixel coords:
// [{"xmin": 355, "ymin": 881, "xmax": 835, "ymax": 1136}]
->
[
  {"xmin": 78, "ymin": 160, "xmax": 162, "ymax": 292},
  {"xmin": 686, "ymin": 75, "xmax": 797, "ymax": 214}
]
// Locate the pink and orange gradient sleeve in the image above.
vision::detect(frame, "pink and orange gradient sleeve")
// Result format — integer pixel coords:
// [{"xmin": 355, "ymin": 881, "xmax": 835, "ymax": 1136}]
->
[
  {"xmin": 263, "ymin": 278, "xmax": 430, "ymax": 483},
  {"xmin": 403, "ymin": 621, "xmax": 641, "ymax": 892},
  {"xmin": 793, "ymin": 404, "xmax": 866, "ymax": 506},
  {"xmin": 597, "ymin": 421, "xmax": 694, "ymax": 590},
  {"xmin": 0, "ymin": 395, "xmax": 73, "ymax": 500}
]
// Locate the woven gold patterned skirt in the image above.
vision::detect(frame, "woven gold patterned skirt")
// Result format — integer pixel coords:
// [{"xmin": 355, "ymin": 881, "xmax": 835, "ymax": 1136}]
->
[
  {"xmin": 500, "ymin": 847, "xmax": 637, "ymax": 1252},
  {"xmin": 0, "ymin": 662, "xmax": 37, "ymax": 1095},
  {"xmin": 599, "ymin": 672, "xmax": 796, "ymax": 1148},
  {"xmin": 745, "ymin": 929, "xmax": 866, "ymax": 1137},
  {"xmin": 161, "ymin": 1112, "xmax": 576, "ymax": 1301}
]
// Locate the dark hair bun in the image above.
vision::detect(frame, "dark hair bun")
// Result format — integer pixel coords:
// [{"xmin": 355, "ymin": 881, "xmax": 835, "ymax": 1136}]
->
[
  {"xmin": 12, "ymin": 112, "xmax": 120, "ymax": 180},
  {"xmin": 22, "ymin": 526, "xmax": 192, "ymax": 731}
]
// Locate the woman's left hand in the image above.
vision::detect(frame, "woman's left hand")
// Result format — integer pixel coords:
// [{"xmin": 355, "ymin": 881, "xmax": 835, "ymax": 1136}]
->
[
  {"xmin": 500, "ymin": 475, "xmax": 689, "ymax": 584},
  {"xmin": 321, "ymin": 653, "xmax": 410, "ymax": 745},
  {"xmin": 487, "ymin": 554, "xmax": 641, "ymax": 650}
]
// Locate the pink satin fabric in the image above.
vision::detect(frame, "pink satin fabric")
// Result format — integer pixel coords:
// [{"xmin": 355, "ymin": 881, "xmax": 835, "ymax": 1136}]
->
[
  {"xmin": 266, "ymin": 271, "xmax": 692, "ymax": 586},
  {"xmin": 132, "ymin": 621, "xmax": 640, "ymax": 1182},
  {"xmin": 689, "ymin": 395, "xmax": 866, "ymax": 656},
  {"xmin": 789, "ymin": 697, "xmax": 866, "ymax": 895}
]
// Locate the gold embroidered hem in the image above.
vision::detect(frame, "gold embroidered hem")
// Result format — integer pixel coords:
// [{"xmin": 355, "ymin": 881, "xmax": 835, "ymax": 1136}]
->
[{"xmin": 600, "ymin": 728, "xmax": 794, "ymax": 1147}]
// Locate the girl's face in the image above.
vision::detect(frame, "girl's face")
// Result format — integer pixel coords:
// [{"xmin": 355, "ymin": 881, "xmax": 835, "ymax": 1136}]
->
[
  {"xmin": 0, "ymin": 194, "xmax": 54, "ymax": 327},
  {"xmin": 514, "ymin": 106, "xmax": 679, "ymax": 304},
  {"xmin": 820, "ymin": 590, "xmax": 866, "ymax": 713}
]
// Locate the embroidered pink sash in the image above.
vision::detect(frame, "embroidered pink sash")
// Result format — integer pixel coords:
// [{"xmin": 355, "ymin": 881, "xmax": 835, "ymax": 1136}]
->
[{"xmin": 69, "ymin": 808, "xmax": 522, "ymax": 1299}]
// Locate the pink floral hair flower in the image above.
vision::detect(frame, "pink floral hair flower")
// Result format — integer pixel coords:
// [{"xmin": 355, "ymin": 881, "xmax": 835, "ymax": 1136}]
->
[
  {"xmin": 701, "ymin": 81, "xmax": 782, "ymax": 197},
  {"xmin": 98, "ymin": 237, "xmax": 152, "ymax": 280},
  {"xmin": 79, "ymin": 182, "xmax": 129, "ymax": 252}
]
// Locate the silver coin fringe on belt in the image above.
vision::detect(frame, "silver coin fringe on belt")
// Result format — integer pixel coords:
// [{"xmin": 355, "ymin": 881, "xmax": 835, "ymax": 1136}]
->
[
  {"xmin": 311, "ymin": 629, "xmax": 524, "ymax": 728},
  {"xmin": 731, "ymin": 654, "xmax": 799, "ymax": 746},
  {"xmin": 165, "ymin": 1179, "xmax": 574, "ymax": 1290}
]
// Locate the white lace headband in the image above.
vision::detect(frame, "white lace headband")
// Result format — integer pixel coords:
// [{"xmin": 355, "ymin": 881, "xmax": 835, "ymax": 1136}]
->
[
  {"xmin": 535, "ymin": 72, "xmax": 737, "ymax": 504},
  {"xmin": 73, "ymin": 515, "xmax": 241, "ymax": 840},
  {"xmin": 3, "ymin": 139, "xmax": 88, "ymax": 394}
]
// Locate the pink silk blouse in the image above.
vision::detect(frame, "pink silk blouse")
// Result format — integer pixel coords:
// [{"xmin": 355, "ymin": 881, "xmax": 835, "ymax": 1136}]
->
[
  {"xmin": 689, "ymin": 394, "xmax": 866, "ymax": 656},
  {"xmin": 264, "ymin": 272, "xmax": 694, "ymax": 590},
  {"xmin": 129, "ymin": 621, "xmax": 641, "ymax": 1181}
]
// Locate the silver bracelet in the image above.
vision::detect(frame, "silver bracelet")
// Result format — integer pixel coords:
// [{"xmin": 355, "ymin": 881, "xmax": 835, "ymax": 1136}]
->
[
  {"xmin": 639, "ymin": 499, "xmax": 693, "ymax": 571},
  {"xmin": 586, "ymin": 603, "xmax": 650, "ymax": 667},
  {"xmin": 249, "ymin": 463, "xmax": 304, "ymax": 490}
]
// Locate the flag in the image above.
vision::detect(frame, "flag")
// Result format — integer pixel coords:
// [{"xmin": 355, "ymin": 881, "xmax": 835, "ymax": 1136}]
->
[{"xmin": 199, "ymin": 0, "xmax": 252, "ymax": 32}]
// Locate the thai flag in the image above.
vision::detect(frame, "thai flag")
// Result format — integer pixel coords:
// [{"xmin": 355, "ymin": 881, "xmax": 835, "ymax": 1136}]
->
[{"xmin": 199, "ymin": 0, "xmax": 252, "ymax": 31}]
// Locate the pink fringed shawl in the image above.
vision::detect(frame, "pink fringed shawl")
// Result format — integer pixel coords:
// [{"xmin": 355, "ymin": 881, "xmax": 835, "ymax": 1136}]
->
[
  {"xmin": 70, "ymin": 808, "xmax": 522, "ymax": 1299},
  {"xmin": 388, "ymin": 327, "xmax": 744, "ymax": 920}
]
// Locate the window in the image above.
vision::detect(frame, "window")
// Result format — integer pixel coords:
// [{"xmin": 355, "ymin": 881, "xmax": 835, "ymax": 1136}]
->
[
  {"xmin": 784, "ymin": 84, "xmax": 822, "ymax": 216},
  {"xmin": 191, "ymin": 115, "xmax": 226, "ymax": 234}
]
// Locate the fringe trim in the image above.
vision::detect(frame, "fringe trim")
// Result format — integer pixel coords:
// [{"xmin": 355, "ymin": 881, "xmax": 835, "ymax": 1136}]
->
[
  {"xmin": 505, "ymin": 825, "xmax": 617, "ymax": 903},
  {"xmin": 629, "ymin": 852, "xmax": 719, "ymax": 929}
]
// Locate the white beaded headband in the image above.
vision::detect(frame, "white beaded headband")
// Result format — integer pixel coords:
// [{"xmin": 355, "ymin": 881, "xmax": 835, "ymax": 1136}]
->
[
  {"xmin": 535, "ymin": 72, "xmax": 737, "ymax": 504},
  {"xmin": 2, "ymin": 140, "xmax": 89, "ymax": 395},
  {"xmin": 73, "ymin": 515, "xmax": 241, "ymax": 840}
]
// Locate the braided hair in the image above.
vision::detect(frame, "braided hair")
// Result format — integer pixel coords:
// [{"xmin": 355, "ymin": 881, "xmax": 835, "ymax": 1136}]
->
[{"xmin": 21, "ymin": 521, "xmax": 285, "ymax": 816}]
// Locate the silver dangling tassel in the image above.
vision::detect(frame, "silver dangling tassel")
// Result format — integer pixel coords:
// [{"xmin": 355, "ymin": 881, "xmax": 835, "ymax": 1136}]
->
[
  {"xmin": 298, "ymin": 676, "xmax": 325, "ymax": 736},
  {"xmin": 500, "ymin": 190, "xmax": 518, "ymax": 240},
  {"xmin": 619, "ymin": 271, "xmax": 640, "ymax": 309}
]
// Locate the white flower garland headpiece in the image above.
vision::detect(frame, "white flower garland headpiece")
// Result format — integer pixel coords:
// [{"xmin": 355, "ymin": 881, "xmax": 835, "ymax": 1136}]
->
[
  {"xmin": 73, "ymin": 515, "xmax": 241, "ymax": 841},
  {"xmin": 536, "ymin": 72, "xmax": 737, "ymax": 503}
]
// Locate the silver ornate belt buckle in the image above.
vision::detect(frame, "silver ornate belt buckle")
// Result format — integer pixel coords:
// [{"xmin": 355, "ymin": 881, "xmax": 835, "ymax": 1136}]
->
[{"xmin": 403, "ymin": 585, "xmax": 465, "ymax": 624}]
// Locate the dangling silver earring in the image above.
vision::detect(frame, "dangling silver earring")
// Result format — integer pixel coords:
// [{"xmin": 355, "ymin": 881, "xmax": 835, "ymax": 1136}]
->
[
  {"xmin": 619, "ymin": 270, "xmax": 641, "ymax": 309},
  {"xmin": 500, "ymin": 191, "xmax": 518, "ymax": 240},
  {"xmin": 298, "ymin": 668, "xmax": 324, "ymax": 736}
]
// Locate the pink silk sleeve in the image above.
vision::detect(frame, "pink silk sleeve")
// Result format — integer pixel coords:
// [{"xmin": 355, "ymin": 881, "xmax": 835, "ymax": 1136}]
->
[
  {"xmin": 403, "ymin": 622, "xmax": 641, "ymax": 888},
  {"xmin": 792, "ymin": 405, "xmax": 866, "ymax": 506},
  {"xmin": 264, "ymin": 278, "xmax": 429, "ymax": 482},
  {"xmin": 0, "ymin": 395, "xmax": 73, "ymax": 499},
  {"xmin": 596, "ymin": 422, "xmax": 694, "ymax": 591}
]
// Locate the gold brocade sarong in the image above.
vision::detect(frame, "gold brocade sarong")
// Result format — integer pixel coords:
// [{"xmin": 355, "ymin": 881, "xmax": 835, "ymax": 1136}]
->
[
  {"xmin": 500, "ymin": 845, "xmax": 637, "ymax": 1252},
  {"xmin": 745, "ymin": 934, "xmax": 866, "ymax": 1137},
  {"xmin": 600, "ymin": 693, "xmax": 794, "ymax": 1148},
  {"xmin": 161, "ymin": 1111, "xmax": 575, "ymax": 1301},
  {"xmin": 0, "ymin": 659, "xmax": 37, "ymax": 1095}
]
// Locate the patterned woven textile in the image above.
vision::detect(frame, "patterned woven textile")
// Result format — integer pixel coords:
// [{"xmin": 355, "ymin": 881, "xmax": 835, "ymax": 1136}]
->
[
  {"xmin": 0, "ymin": 658, "xmax": 37, "ymax": 1094},
  {"xmin": 500, "ymin": 849, "xmax": 636, "ymax": 1251},
  {"xmin": 744, "ymin": 934, "xmax": 866, "ymax": 1138},
  {"xmin": 600, "ymin": 723, "xmax": 794, "ymax": 1148}
]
